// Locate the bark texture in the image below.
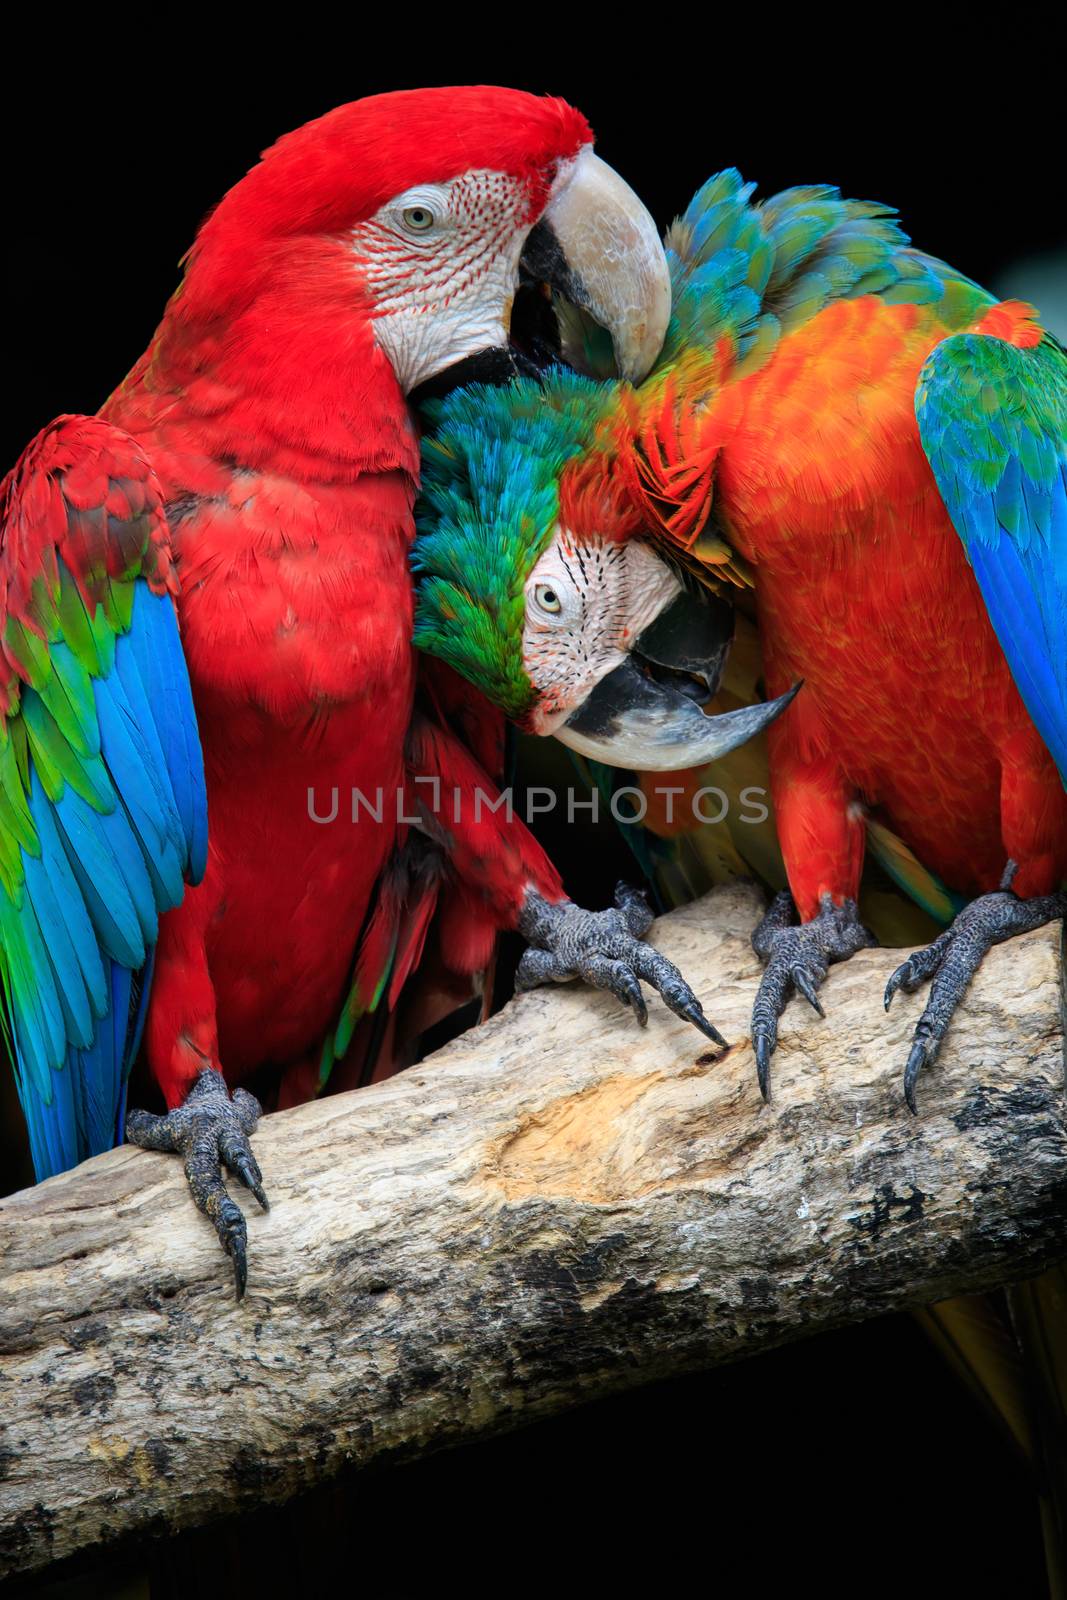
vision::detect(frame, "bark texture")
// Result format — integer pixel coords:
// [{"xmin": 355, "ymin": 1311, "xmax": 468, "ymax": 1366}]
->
[{"xmin": 2, "ymin": 884, "xmax": 1065, "ymax": 1579}]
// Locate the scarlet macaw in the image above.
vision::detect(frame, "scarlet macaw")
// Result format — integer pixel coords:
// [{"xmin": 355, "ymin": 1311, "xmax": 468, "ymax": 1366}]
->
[
  {"xmin": 0, "ymin": 87, "xmax": 690, "ymax": 1295},
  {"xmin": 413, "ymin": 167, "xmax": 1067, "ymax": 1117}
]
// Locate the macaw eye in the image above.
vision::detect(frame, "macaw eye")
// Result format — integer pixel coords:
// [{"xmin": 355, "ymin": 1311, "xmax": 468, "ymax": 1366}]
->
[
  {"xmin": 534, "ymin": 583, "xmax": 563, "ymax": 615},
  {"xmin": 402, "ymin": 205, "xmax": 436, "ymax": 233}
]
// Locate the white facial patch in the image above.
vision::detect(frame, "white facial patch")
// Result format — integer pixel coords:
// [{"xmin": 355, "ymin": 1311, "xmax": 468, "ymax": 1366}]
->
[
  {"xmin": 522, "ymin": 529, "xmax": 683, "ymax": 735},
  {"xmin": 353, "ymin": 168, "xmax": 532, "ymax": 394}
]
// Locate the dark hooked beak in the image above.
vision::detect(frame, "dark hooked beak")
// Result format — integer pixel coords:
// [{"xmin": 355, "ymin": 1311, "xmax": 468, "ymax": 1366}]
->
[{"xmin": 556, "ymin": 586, "xmax": 801, "ymax": 771}]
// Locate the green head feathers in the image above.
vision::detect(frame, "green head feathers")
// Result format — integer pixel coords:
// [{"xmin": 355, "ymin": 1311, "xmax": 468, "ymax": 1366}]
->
[
  {"xmin": 413, "ymin": 169, "xmax": 986, "ymax": 723},
  {"xmin": 413, "ymin": 370, "xmax": 619, "ymax": 718}
]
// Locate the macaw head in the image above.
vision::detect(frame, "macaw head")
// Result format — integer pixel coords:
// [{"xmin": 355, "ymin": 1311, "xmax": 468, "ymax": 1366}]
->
[
  {"xmin": 412, "ymin": 371, "xmax": 796, "ymax": 770},
  {"xmin": 177, "ymin": 86, "xmax": 670, "ymax": 397}
]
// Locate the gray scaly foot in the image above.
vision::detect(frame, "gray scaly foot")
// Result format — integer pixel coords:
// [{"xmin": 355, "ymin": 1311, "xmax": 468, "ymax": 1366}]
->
[
  {"xmin": 751, "ymin": 891, "xmax": 874, "ymax": 1099},
  {"xmin": 884, "ymin": 861, "xmax": 1067, "ymax": 1113},
  {"xmin": 517, "ymin": 881, "xmax": 726, "ymax": 1045},
  {"xmin": 126, "ymin": 1068, "xmax": 268, "ymax": 1299}
]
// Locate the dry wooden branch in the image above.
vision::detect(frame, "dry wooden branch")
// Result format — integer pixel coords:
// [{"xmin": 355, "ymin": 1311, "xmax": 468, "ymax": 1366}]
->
[{"xmin": 2, "ymin": 883, "xmax": 1066, "ymax": 1580}]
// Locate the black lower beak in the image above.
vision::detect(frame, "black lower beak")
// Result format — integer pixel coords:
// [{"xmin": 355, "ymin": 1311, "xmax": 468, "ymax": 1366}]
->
[
  {"xmin": 410, "ymin": 225, "xmax": 575, "ymax": 407},
  {"xmin": 557, "ymin": 587, "xmax": 801, "ymax": 771},
  {"xmin": 631, "ymin": 586, "xmax": 735, "ymax": 695}
]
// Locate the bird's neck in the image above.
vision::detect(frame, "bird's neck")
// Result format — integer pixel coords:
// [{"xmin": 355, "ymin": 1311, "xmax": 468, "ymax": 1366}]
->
[{"xmin": 104, "ymin": 269, "xmax": 421, "ymax": 491}]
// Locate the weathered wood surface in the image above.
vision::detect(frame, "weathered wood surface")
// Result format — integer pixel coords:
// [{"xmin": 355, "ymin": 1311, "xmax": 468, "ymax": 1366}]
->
[{"xmin": 2, "ymin": 883, "xmax": 1066, "ymax": 1578}]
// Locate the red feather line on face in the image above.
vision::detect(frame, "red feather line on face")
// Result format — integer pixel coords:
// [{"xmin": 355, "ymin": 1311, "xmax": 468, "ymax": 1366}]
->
[
  {"xmin": 179, "ymin": 87, "xmax": 593, "ymax": 321},
  {"xmin": 354, "ymin": 169, "xmax": 529, "ymax": 320},
  {"xmin": 111, "ymin": 88, "xmax": 596, "ymax": 490}
]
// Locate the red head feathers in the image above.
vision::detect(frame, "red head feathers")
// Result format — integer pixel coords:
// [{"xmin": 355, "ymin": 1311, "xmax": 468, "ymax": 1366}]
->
[{"xmin": 181, "ymin": 87, "xmax": 592, "ymax": 316}]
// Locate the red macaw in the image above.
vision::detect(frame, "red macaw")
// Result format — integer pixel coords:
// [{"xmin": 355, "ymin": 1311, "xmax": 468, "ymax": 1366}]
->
[{"xmin": 0, "ymin": 86, "xmax": 698, "ymax": 1295}]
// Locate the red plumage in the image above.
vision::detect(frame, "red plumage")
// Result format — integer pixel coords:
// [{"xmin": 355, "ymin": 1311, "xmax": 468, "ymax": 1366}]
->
[
  {"xmin": 0, "ymin": 416, "xmax": 174, "ymax": 715},
  {"xmin": 96, "ymin": 87, "xmax": 586, "ymax": 1106}
]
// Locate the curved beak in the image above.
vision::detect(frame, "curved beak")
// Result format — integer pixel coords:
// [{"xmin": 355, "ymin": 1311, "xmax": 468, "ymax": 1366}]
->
[
  {"xmin": 555, "ymin": 586, "xmax": 801, "ymax": 771},
  {"xmin": 522, "ymin": 148, "xmax": 671, "ymax": 383}
]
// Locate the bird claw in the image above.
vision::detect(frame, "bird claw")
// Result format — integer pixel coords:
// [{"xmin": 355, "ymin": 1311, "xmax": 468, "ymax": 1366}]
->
[
  {"xmin": 216, "ymin": 1195, "xmax": 251, "ymax": 1300},
  {"xmin": 884, "ymin": 869, "xmax": 1067, "ymax": 1111},
  {"xmin": 754, "ymin": 1030, "xmax": 773, "ymax": 1102},
  {"xmin": 126, "ymin": 1069, "xmax": 268, "ymax": 1301},
  {"xmin": 903, "ymin": 1032, "xmax": 935, "ymax": 1116},
  {"xmin": 793, "ymin": 966, "xmax": 825, "ymax": 1017},
  {"xmin": 516, "ymin": 882, "xmax": 726, "ymax": 1046},
  {"xmin": 750, "ymin": 891, "xmax": 873, "ymax": 1100},
  {"xmin": 884, "ymin": 946, "xmax": 941, "ymax": 1012}
]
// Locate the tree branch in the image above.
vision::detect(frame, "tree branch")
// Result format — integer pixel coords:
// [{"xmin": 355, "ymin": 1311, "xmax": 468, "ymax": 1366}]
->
[{"xmin": 2, "ymin": 884, "xmax": 1066, "ymax": 1579}]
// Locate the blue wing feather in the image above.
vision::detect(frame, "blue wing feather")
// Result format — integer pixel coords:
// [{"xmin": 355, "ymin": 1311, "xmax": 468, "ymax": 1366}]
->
[
  {"xmin": 6, "ymin": 581, "xmax": 206, "ymax": 1178},
  {"xmin": 1, "ymin": 415, "xmax": 208, "ymax": 1183},
  {"xmin": 126, "ymin": 588, "xmax": 209, "ymax": 883},
  {"xmin": 0, "ymin": 419, "xmax": 206, "ymax": 1184},
  {"xmin": 916, "ymin": 329, "xmax": 1067, "ymax": 782}
]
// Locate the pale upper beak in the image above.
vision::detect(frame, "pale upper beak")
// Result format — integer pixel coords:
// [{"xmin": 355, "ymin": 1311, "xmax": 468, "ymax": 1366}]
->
[{"xmin": 525, "ymin": 147, "xmax": 672, "ymax": 384}]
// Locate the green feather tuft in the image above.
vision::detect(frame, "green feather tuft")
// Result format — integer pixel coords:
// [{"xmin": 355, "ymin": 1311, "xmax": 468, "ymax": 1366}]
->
[{"xmin": 413, "ymin": 372, "xmax": 619, "ymax": 716}]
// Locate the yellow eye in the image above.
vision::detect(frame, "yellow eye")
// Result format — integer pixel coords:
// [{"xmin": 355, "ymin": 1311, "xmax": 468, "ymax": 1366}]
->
[
  {"xmin": 534, "ymin": 583, "xmax": 562, "ymax": 615},
  {"xmin": 402, "ymin": 205, "xmax": 436, "ymax": 233}
]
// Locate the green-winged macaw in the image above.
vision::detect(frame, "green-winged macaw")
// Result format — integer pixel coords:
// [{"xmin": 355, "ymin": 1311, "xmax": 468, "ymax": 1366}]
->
[{"xmin": 0, "ymin": 86, "xmax": 700, "ymax": 1296}]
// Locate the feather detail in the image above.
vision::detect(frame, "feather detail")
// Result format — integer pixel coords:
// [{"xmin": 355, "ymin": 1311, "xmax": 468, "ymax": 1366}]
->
[
  {"xmin": 0, "ymin": 416, "xmax": 206, "ymax": 1178},
  {"xmin": 917, "ymin": 326, "xmax": 1067, "ymax": 781}
]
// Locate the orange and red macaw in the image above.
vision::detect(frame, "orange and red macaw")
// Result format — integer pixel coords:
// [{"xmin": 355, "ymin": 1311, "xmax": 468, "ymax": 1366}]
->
[{"xmin": 412, "ymin": 167, "xmax": 1067, "ymax": 1110}]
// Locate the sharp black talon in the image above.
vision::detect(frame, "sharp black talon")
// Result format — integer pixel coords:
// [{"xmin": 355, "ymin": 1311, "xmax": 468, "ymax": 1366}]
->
[
  {"xmin": 904, "ymin": 1042, "xmax": 925, "ymax": 1115},
  {"xmin": 793, "ymin": 968, "xmax": 825, "ymax": 1017},
  {"xmin": 232, "ymin": 1158, "xmax": 269, "ymax": 1211},
  {"xmin": 884, "ymin": 958, "xmax": 914, "ymax": 1012},
  {"xmin": 231, "ymin": 1239, "xmax": 248, "ymax": 1302},
  {"xmin": 755, "ymin": 1034, "xmax": 772, "ymax": 1101},
  {"xmin": 692, "ymin": 1010, "xmax": 727, "ymax": 1047},
  {"xmin": 611, "ymin": 961, "xmax": 648, "ymax": 1026},
  {"xmin": 215, "ymin": 1196, "xmax": 250, "ymax": 1301}
]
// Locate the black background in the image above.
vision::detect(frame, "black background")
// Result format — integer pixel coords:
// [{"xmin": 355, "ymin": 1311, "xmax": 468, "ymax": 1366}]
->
[
  {"xmin": 2, "ymin": 36, "xmax": 1063, "ymax": 1598},
  {"xmin": 3, "ymin": 45, "xmax": 1064, "ymax": 465}
]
